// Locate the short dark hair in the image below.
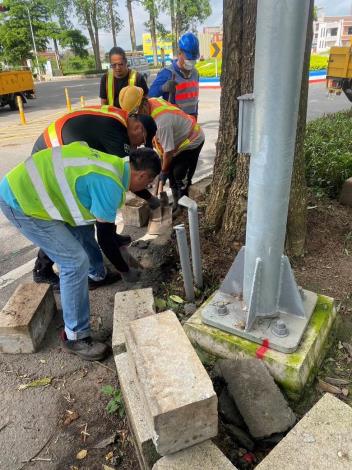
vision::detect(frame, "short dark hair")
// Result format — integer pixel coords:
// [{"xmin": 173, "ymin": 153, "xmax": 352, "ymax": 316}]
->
[
  {"xmin": 109, "ymin": 46, "xmax": 127, "ymax": 63},
  {"xmin": 129, "ymin": 147, "xmax": 161, "ymax": 177}
]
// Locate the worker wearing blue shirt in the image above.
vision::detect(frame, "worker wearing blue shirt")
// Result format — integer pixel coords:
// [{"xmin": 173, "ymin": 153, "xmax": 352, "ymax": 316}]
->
[{"xmin": 149, "ymin": 32, "xmax": 200, "ymax": 118}]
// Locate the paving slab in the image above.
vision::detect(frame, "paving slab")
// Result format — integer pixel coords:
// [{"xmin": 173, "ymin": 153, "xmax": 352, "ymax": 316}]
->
[
  {"xmin": 112, "ymin": 288, "xmax": 155, "ymax": 356},
  {"xmin": 152, "ymin": 440, "xmax": 238, "ymax": 470},
  {"xmin": 121, "ymin": 198, "xmax": 150, "ymax": 227},
  {"xmin": 115, "ymin": 352, "xmax": 160, "ymax": 470},
  {"xmin": 256, "ymin": 393, "xmax": 352, "ymax": 470},
  {"xmin": 125, "ymin": 310, "xmax": 218, "ymax": 456},
  {"xmin": 184, "ymin": 294, "xmax": 336, "ymax": 398},
  {"xmin": 215, "ymin": 358, "xmax": 296, "ymax": 438},
  {"xmin": 0, "ymin": 283, "xmax": 56, "ymax": 353}
]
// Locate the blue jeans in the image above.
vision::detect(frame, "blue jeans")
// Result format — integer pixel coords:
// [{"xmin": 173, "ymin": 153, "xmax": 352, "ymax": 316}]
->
[{"xmin": 0, "ymin": 198, "xmax": 105, "ymax": 340}]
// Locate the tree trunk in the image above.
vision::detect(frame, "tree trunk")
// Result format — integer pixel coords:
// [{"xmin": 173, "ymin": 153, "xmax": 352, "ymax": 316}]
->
[
  {"xmin": 53, "ymin": 38, "xmax": 62, "ymax": 73},
  {"xmin": 108, "ymin": 0, "xmax": 117, "ymax": 46},
  {"xmin": 286, "ymin": 0, "xmax": 314, "ymax": 257},
  {"xmin": 149, "ymin": 4, "xmax": 158, "ymax": 67},
  {"xmin": 205, "ymin": 0, "xmax": 243, "ymax": 230},
  {"xmin": 175, "ymin": 0, "xmax": 181, "ymax": 45},
  {"xmin": 127, "ymin": 0, "xmax": 136, "ymax": 50},
  {"xmin": 92, "ymin": 1, "xmax": 102, "ymax": 69},
  {"xmin": 83, "ymin": 4, "xmax": 101, "ymax": 70},
  {"xmin": 221, "ymin": 0, "xmax": 256, "ymax": 244},
  {"xmin": 170, "ymin": 0, "xmax": 177, "ymax": 56}
]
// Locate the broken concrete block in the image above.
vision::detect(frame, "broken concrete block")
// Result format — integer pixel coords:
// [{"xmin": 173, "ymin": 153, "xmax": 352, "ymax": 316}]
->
[
  {"xmin": 256, "ymin": 393, "xmax": 352, "ymax": 470},
  {"xmin": 125, "ymin": 310, "xmax": 218, "ymax": 456},
  {"xmin": 339, "ymin": 177, "xmax": 352, "ymax": 206},
  {"xmin": 152, "ymin": 440, "xmax": 237, "ymax": 470},
  {"xmin": 0, "ymin": 283, "xmax": 56, "ymax": 354},
  {"xmin": 218, "ymin": 387, "xmax": 245, "ymax": 428},
  {"xmin": 112, "ymin": 288, "xmax": 155, "ymax": 356},
  {"xmin": 121, "ymin": 197, "xmax": 150, "ymax": 227},
  {"xmin": 215, "ymin": 358, "xmax": 296, "ymax": 438},
  {"xmin": 188, "ymin": 176, "xmax": 212, "ymax": 201},
  {"xmin": 115, "ymin": 352, "xmax": 159, "ymax": 469}
]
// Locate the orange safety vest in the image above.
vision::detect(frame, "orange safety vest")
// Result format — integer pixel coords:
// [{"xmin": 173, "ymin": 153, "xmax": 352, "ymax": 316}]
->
[
  {"xmin": 148, "ymin": 98, "xmax": 202, "ymax": 157},
  {"xmin": 106, "ymin": 69, "xmax": 137, "ymax": 106},
  {"xmin": 43, "ymin": 106, "xmax": 128, "ymax": 148}
]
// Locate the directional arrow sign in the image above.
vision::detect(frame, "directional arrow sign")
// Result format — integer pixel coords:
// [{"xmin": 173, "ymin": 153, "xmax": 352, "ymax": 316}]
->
[{"xmin": 210, "ymin": 41, "xmax": 223, "ymax": 58}]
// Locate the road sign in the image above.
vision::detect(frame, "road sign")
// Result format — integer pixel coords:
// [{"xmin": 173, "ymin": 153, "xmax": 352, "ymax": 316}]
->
[{"xmin": 210, "ymin": 41, "xmax": 223, "ymax": 58}]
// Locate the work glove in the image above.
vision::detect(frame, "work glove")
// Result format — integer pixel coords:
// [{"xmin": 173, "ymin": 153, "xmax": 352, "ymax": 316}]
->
[
  {"xmin": 161, "ymin": 80, "xmax": 177, "ymax": 94},
  {"xmin": 121, "ymin": 267, "xmax": 141, "ymax": 283},
  {"xmin": 147, "ymin": 196, "xmax": 161, "ymax": 210},
  {"xmin": 159, "ymin": 171, "xmax": 169, "ymax": 185}
]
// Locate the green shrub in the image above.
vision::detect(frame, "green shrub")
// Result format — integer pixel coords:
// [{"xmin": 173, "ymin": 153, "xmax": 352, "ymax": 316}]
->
[{"xmin": 305, "ymin": 110, "xmax": 352, "ymax": 197}]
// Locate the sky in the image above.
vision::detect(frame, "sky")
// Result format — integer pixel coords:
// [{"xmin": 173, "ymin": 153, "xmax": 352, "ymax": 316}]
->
[{"xmin": 85, "ymin": 0, "xmax": 350, "ymax": 53}]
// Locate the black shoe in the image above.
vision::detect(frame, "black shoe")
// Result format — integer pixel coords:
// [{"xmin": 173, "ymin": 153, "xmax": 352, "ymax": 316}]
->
[
  {"xmin": 60, "ymin": 331, "xmax": 109, "ymax": 361},
  {"xmin": 115, "ymin": 233, "xmax": 132, "ymax": 247},
  {"xmin": 88, "ymin": 269, "xmax": 121, "ymax": 290},
  {"xmin": 33, "ymin": 268, "xmax": 60, "ymax": 290}
]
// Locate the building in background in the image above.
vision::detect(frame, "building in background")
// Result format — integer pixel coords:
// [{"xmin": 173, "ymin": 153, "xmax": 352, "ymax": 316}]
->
[
  {"xmin": 198, "ymin": 26, "xmax": 223, "ymax": 59},
  {"xmin": 312, "ymin": 15, "xmax": 352, "ymax": 53}
]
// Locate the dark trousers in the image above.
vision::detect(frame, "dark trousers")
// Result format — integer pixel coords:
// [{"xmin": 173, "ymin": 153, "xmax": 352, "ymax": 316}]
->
[{"xmin": 168, "ymin": 141, "xmax": 204, "ymax": 191}]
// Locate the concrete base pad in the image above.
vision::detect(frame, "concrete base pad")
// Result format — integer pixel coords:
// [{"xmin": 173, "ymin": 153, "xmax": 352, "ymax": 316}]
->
[{"xmin": 184, "ymin": 294, "xmax": 336, "ymax": 398}]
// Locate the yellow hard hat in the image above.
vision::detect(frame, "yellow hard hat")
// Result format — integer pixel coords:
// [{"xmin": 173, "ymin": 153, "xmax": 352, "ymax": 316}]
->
[{"xmin": 119, "ymin": 86, "xmax": 144, "ymax": 113}]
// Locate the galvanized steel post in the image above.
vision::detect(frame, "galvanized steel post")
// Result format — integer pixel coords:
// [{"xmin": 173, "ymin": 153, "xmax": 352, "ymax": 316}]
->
[{"xmin": 243, "ymin": 0, "xmax": 310, "ymax": 316}]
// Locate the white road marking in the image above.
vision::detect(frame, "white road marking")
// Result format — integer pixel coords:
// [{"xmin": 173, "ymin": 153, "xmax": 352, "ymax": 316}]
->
[{"xmin": 0, "ymin": 258, "xmax": 35, "ymax": 290}]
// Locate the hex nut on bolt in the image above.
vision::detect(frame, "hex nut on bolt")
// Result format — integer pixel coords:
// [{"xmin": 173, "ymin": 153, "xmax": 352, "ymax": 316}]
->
[
  {"xmin": 217, "ymin": 303, "xmax": 228, "ymax": 316},
  {"xmin": 271, "ymin": 319, "xmax": 289, "ymax": 337}
]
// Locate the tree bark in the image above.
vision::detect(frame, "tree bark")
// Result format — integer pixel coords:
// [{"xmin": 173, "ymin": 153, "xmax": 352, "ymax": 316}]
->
[
  {"xmin": 108, "ymin": 0, "xmax": 117, "ymax": 46},
  {"xmin": 221, "ymin": 0, "xmax": 256, "ymax": 243},
  {"xmin": 53, "ymin": 38, "xmax": 62, "ymax": 73},
  {"xmin": 83, "ymin": 3, "xmax": 101, "ymax": 70},
  {"xmin": 175, "ymin": 0, "xmax": 181, "ymax": 45},
  {"xmin": 286, "ymin": 0, "xmax": 314, "ymax": 257},
  {"xmin": 92, "ymin": 0, "xmax": 102, "ymax": 69},
  {"xmin": 170, "ymin": 0, "xmax": 177, "ymax": 56},
  {"xmin": 149, "ymin": 4, "xmax": 158, "ymax": 67},
  {"xmin": 205, "ymin": 0, "xmax": 243, "ymax": 230},
  {"xmin": 127, "ymin": 0, "xmax": 136, "ymax": 50}
]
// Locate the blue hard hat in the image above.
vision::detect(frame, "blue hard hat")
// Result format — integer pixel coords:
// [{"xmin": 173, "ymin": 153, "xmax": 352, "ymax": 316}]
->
[{"xmin": 178, "ymin": 32, "xmax": 200, "ymax": 60}]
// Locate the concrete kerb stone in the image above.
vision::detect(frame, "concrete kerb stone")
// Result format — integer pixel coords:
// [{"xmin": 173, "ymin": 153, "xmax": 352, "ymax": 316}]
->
[
  {"xmin": 112, "ymin": 287, "xmax": 155, "ymax": 356},
  {"xmin": 215, "ymin": 358, "xmax": 296, "ymax": 438},
  {"xmin": 122, "ymin": 198, "xmax": 150, "ymax": 227},
  {"xmin": 184, "ymin": 294, "xmax": 336, "ymax": 399},
  {"xmin": 152, "ymin": 440, "xmax": 238, "ymax": 470},
  {"xmin": 256, "ymin": 393, "xmax": 352, "ymax": 470},
  {"xmin": 125, "ymin": 310, "xmax": 218, "ymax": 456},
  {"xmin": 0, "ymin": 283, "xmax": 57, "ymax": 354},
  {"xmin": 115, "ymin": 352, "xmax": 160, "ymax": 469}
]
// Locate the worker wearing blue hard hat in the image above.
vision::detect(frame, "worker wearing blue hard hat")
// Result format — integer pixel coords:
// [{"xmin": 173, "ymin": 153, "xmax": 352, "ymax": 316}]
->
[{"xmin": 149, "ymin": 32, "xmax": 200, "ymax": 118}]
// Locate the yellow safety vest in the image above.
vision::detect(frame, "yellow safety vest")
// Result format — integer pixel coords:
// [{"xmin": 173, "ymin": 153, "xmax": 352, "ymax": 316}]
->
[{"xmin": 107, "ymin": 69, "xmax": 137, "ymax": 106}]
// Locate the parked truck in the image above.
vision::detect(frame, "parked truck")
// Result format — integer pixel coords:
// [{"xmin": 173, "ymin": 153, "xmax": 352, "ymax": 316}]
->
[
  {"xmin": 326, "ymin": 44, "xmax": 352, "ymax": 102},
  {"xmin": 0, "ymin": 69, "xmax": 35, "ymax": 110}
]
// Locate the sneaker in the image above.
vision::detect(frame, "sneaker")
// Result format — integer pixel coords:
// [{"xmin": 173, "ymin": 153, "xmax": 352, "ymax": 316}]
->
[
  {"xmin": 33, "ymin": 268, "xmax": 60, "ymax": 290},
  {"xmin": 60, "ymin": 331, "xmax": 109, "ymax": 361},
  {"xmin": 88, "ymin": 269, "xmax": 121, "ymax": 290}
]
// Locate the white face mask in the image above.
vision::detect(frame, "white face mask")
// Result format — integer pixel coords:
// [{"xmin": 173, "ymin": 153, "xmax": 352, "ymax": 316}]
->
[{"xmin": 183, "ymin": 59, "xmax": 196, "ymax": 71}]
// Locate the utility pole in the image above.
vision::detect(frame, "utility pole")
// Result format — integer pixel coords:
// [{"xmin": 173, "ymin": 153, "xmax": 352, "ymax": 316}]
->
[{"xmin": 25, "ymin": 5, "xmax": 41, "ymax": 81}]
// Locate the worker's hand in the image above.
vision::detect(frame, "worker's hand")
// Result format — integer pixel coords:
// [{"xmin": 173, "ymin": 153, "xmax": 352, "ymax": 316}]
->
[
  {"xmin": 147, "ymin": 196, "xmax": 161, "ymax": 210},
  {"xmin": 159, "ymin": 171, "xmax": 168, "ymax": 185},
  {"xmin": 121, "ymin": 267, "xmax": 141, "ymax": 283},
  {"xmin": 161, "ymin": 80, "xmax": 177, "ymax": 94}
]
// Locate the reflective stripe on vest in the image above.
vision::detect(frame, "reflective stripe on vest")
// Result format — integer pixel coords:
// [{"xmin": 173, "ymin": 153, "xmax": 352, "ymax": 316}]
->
[
  {"xmin": 149, "ymin": 98, "xmax": 201, "ymax": 155},
  {"xmin": 43, "ymin": 108, "xmax": 128, "ymax": 148},
  {"xmin": 166, "ymin": 65, "xmax": 199, "ymax": 115},
  {"xmin": 7, "ymin": 142, "xmax": 129, "ymax": 226},
  {"xmin": 106, "ymin": 69, "xmax": 137, "ymax": 105}
]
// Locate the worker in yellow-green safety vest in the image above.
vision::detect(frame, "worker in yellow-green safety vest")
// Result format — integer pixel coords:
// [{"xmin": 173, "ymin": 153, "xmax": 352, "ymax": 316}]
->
[
  {"xmin": 99, "ymin": 46, "xmax": 149, "ymax": 108},
  {"xmin": 0, "ymin": 142, "xmax": 161, "ymax": 362},
  {"xmin": 119, "ymin": 86, "xmax": 205, "ymax": 215}
]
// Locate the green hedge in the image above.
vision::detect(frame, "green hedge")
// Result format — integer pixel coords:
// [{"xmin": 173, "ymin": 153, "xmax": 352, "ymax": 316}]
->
[{"xmin": 305, "ymin": 110, "xmax": 352, "ymax": 197}]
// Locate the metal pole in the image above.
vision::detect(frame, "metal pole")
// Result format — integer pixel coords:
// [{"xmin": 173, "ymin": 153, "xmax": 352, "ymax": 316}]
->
[
  {"xmin": 174, "ymin": 224, "xmax": 195, "ymax": 302},
  {"xmin": 178, "ymin": 196, "xmax": 203, "ymax": 288},
  {"xmin": 17, "ymin": 96, "xmax": 26, "ymax": 125},
  {"xmin": 243, "ymin": 0, "xmax": 310, "ymax": 314},
  {"xmin": 26, "ymin": 6, "xmax": 41, "ymax": 81}
]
